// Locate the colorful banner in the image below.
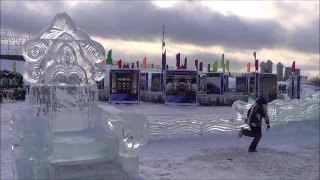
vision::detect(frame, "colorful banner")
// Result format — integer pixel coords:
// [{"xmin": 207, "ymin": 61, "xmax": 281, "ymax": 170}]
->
[
  {"xmin": 143, "ymin": 57, "xmax": 147, "ymax": 69},
  {"xmin": 195, "ymin": 59, "xmax": 198, "ymax": 70},
  {"xmin": 140, "ymin": 72, "xmax": 149, "ymax": 91},
  {"xmin": 199, "ymin": 62, "xmax": 203, "ymax": 72},
  {"xmin": 213, "ymin": 61, "xmax": 218, "ymax": 72},
  {"xmin": 226, "ymin": 60, "xmax": 229, "ymax": 72},
  {"xmin": 235, "ymin": 76, "xmax": 246, "ymax": 92},
  {"xmin": 258, "ymin": 73, "xmax": 277, "ymax": 102},
  {"xmin": 247, "ymin": 62, "xmax": 251, "ymax": 72},
  {"xmin": 165, "ymin": 70, "xmax": 198, "ymax": 104},
  {"xmin": 107, "ymin": 49, "xmax": 113, "ymax": 64},
  {"xmin": 176, "ymin": 53, "xmax": 180, "ymax": 67},
  {"xmin": 109, "ymin": 69, "xmax": 140, "ymax": 103},
  {"xmin": 206, "ymin": 72, "xmax": 224, "ymax": 95}
]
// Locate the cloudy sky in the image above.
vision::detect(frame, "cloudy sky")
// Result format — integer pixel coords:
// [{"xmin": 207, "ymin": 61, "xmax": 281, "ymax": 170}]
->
[{"xmin": 1, "ymin": 1, "xmax": 319, "ymax": 77}]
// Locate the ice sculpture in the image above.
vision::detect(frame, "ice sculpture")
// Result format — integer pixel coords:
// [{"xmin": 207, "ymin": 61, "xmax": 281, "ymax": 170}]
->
[
  {"xmin": 231, "ymin": 88, "xmax": 320, "ymax": 128},
  {"xmin": 10, "ymin": 12, "xmax": 149, "ymax": 180},
  {"xmin": 300, "ymin": 88, "xmax": 320, "ymax": 101}
]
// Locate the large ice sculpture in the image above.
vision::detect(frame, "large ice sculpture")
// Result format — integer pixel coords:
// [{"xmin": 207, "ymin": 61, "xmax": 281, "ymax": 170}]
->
[
  {"xmin": 231, "ymin": 88, "xmax": 319, "ymax": 128},
  {"xmin": 10, "ymin": 12, "xmax": 149, "ymax": 180}
]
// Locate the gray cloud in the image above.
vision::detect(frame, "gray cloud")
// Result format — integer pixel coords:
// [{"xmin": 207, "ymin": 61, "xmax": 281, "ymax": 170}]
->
[{"xmin": 0, "ymin": 1, "xmax": 318, "ymax": 55}]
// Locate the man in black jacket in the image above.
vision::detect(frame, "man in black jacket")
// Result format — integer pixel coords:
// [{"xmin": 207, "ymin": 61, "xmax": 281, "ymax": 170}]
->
[{"xmin": 238, "ymin": 90, "xmax": 271, "ymax": 152}]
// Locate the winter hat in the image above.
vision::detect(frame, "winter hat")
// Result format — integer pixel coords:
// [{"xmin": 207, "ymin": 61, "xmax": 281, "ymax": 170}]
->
[{"xmin": 259, "ymin": 90, "xmax": 268, "ymax": 101}]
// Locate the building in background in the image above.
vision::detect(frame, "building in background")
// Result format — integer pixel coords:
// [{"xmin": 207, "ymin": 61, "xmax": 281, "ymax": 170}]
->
[
  {"xmin": 277, "ymin": 62, "xmax": 284, "ymax": 79},
  {"xmin": 260, "ymin": 61, "xmax": 266, "ymax": 73},
  {"xmin": 284, "ymin": 67, "xmax": 292, "ymax": 78},
  {"xmin": 295, "ymin": 69, "xmax": 301, "ymax": 76},
  {"xmin": 266, "ymin": 60, "xmax": 273, "ymax": 73}
]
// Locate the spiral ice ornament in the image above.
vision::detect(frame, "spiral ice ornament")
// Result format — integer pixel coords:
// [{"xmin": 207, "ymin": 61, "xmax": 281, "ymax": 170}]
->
[{"xmin": 22, "ymin": 12, "xmax": 107, "ymax": 85}]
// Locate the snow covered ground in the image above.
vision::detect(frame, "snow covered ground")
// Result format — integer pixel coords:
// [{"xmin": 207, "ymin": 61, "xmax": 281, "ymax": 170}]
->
[{"xmin": 1, "ymin": 101, "xmax": 319, "ymax": 179}]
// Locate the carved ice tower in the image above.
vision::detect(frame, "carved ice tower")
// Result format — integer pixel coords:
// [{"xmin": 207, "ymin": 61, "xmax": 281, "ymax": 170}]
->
[{"xmin": 10, "ymin": 13, "xmax": 149, "ymax": 180}]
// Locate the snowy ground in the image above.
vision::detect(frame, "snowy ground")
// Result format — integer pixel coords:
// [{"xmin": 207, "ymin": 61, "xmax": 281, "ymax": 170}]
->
[{"xmin": 1, "ymin": 101, "xmax": 319, "ymax": 180}]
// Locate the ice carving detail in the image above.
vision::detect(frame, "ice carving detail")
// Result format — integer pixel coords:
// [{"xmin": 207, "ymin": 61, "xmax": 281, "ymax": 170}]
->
[
  {"xmin": 11, "ymin": 13, "xmax": 149, "ymax": 180},
  {"xmin": 22, "ymin": 12, "xmax": 106, "ymax": 85}
]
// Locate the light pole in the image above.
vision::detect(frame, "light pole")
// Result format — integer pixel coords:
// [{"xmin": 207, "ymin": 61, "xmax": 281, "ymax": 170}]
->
[{"xmin": 161, "ymin": 25, "xmax": 165, "ymax": 72}]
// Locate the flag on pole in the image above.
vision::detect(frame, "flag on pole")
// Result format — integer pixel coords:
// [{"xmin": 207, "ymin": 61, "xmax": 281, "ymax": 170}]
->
[
  {"xmin": 255, "ymin": 59, "xmax": 259, "ymax": 71},
  {"xmin": 221, "ymin": 54, "xmax": 225, "ymax": 68},
  {"xmin": 176, "ymin": 53, "xmax": 180, "ymax": 67},
  {"xmin": 136, "ymin": 61, "xmax": 139, "ymax": 69},
  {"xmin": 247, "ymin": 62, "xmax": 251, "ymax": 72},
  {"xmin": 117, "ymin": 60, "xmax": 122, "ymax": 69},
  {"xmin": 292, "ymin": 61, "xmax": 296, "ymax": 73},
  {"xmin": 253, "ymin": 52, "xmax": 256, "ymax": 60},
  {"xmin": 12, "ymin": 62, "xmax": 16, "ymax": 72},
  {"xmin": 184, "ymin": 57, "xmax": 187, "ymax": 69},
  {"xmin": 199, "ymin": 62, "xmax": 203, "ymax": 72},
  {"xmin": 143, "ymin": 57, "xmax": 147, "ymax": 69},
  {"xmin": 195, "ymin": 59, "xmax": 199, "ymax": 70},
  {"xmin": 107, "ymin": 49, "xmax": 113, "ymax": 64},
  {"xmin": 213, "ymin": 61, "xmax": 218, "ymax": 72},
  {"xmin": 226, "ymin": 60, "xmax": 230, "ymax": 72},
  {"xmin": 207, "ymin": 63, "xmax": 210, "ymax": 72}
]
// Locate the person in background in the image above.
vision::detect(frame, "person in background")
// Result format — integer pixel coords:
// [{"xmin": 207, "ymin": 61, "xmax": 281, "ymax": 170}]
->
[
  {"xmin": 238, "ymin": 90, "xmax": 271, "ymax": 152},
  {"xmin": 278, "ymin": 84, "xmax": 282, "ymax": 93},
  {"xmin": 283, "ymin": 85, "xmax": 287, "ymax": 93}
]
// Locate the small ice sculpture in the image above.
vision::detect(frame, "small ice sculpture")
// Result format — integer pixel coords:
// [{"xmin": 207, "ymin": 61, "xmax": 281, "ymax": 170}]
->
[{"xmin": 10, "ymin": 12, "xmax": 149, "ymax": 180}]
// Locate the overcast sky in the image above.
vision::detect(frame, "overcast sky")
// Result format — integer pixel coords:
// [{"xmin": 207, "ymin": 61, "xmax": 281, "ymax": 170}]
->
[{"xmin": 1, "ymin": 1, "xmax": 319, "ymax": 77}]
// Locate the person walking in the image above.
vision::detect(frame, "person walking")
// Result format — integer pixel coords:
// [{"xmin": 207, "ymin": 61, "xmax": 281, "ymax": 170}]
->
[{"xmin": 238, "ymin": 90, "xmax": 271, "ymax": 152}]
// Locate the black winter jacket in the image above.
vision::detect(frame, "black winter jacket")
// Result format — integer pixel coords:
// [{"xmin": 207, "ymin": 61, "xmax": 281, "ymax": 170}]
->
[{"xmin": 246, "ymin": 97, "xmax": 270, "ymax": 127}]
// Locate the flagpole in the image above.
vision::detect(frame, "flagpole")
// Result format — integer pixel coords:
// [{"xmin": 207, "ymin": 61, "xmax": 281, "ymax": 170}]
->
[{"xmin": 162, "ymin": 25, "xmax": 165, "ymax": 73}]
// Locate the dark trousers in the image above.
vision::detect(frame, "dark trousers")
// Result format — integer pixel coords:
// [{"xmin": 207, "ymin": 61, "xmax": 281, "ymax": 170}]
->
[{"xmin": 243, "ymin": 126, "xmax": 262, "ymax": 150}]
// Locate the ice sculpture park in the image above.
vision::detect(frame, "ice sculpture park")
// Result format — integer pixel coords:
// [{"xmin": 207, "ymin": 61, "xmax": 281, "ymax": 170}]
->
[
  {"xmin": 231, "ymin": 88, "xmax": 320, "ymax": 129},
  {"xmin": 9, "ymin": 13, "xmax": 149, "ymax": 180}
]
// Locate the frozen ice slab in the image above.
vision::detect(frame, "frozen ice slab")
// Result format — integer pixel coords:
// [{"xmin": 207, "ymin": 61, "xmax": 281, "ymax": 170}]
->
[
  {"xmin": 300, "ymin": 88, "xmax": 320, "ymax": 101},
  {"xmin": 10, "ymin": 12, "xmax": 149, "ymax": 180},
  {"xmin": 231, "ymin": 94, "xmax": 320, "ymax": 129}
]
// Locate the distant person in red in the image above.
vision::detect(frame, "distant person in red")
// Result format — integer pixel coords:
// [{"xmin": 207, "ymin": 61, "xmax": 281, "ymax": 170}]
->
[{"xmin": 238, "ymin": 90, "xmax": 271, "ymax": 152}]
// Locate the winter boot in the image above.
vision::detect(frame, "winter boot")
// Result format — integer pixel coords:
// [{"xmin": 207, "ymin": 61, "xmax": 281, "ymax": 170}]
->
[
  {"xmin": 238, "ymin": 127, "xmax": 244, "ymax": 138},
  {"xmin": 248, "ymin": 149, "xmax": 258, "ymax": 152}
]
